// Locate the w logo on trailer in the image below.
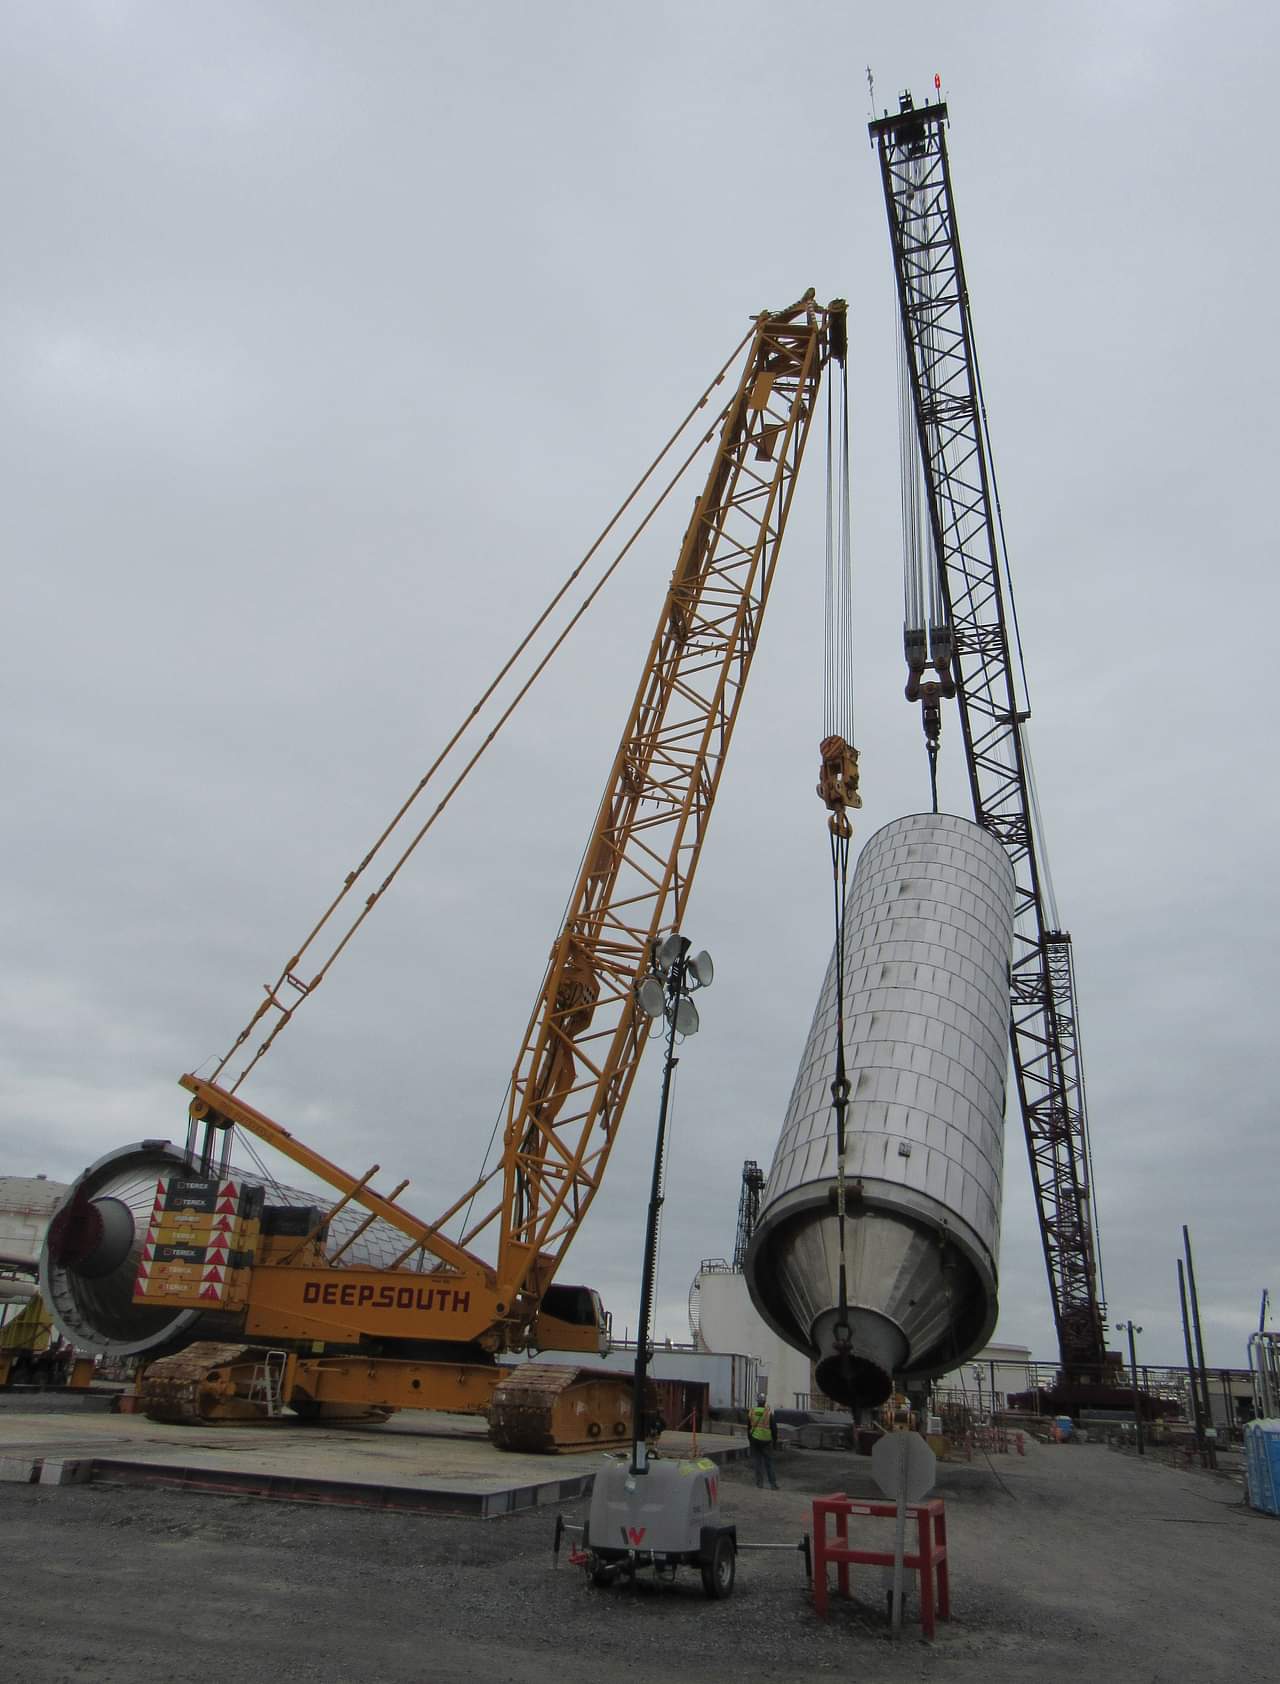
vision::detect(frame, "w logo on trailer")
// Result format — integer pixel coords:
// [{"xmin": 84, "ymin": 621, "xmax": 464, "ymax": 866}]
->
[{"xmin": 624, "ymin": 1527, "xmax": 646, "ymax": 1546}]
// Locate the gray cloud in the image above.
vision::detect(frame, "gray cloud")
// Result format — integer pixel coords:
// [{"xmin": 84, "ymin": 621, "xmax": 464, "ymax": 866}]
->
[{"xmin": 4, "ymin": 1, "xmax": 1276, "ymax": 1374}]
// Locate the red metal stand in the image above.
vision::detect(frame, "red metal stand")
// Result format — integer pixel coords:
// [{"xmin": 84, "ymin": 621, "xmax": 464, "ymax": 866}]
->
[{"xmin": 810, "ymin": 1492, "xmax": 950, "ymax": 1639}]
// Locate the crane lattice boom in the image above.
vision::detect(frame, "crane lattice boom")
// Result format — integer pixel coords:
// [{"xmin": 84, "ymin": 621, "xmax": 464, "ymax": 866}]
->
[
  {"xmin": 454, "ymin": 294, "xmax": 839, "ymax": 1329},
  {"xmin": 870, "ymin": 98, "xmax": 1106, "ymax": 1374}
]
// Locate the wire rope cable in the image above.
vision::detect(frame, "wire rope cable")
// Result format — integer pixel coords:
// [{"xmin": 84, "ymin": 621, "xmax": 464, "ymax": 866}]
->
[
  {"xmin": 908, "ymin": 151, "xmax": 947, "ymax": 642},
  {"xmin": 1019, "ymin": 722, "xmax": 1060, "ymax": 932},
  {"xmin": 208, "ymin": 327, "xmax": 756, "ymax": 1096},
  {"xmin": 824, "ymin": 368, "xmax": 836, "ymax": 728},
  {"xmin": 897, "ymin": 326, "xmax": 925, "ymax": 638},
  {"xmin": 1063, "ymin": 935, "xmax": 1106, "ymax": 1313},
  {"xmin": 820, "ymin": 340, "xmax": 856, "ymax": 1340},
  {"xmin": 965, "ymin": 311, "xmax": 1032, "ymax": 719},
  {"xmin": 837, "ymin": 349, "xmax": 855, "ymax": 741},
  {"xmin": 897, "ymin": 148, "xmax": 951, "ymax": 815},
  {"xmin": 824, "ymin": 350, "xmax": 856, "ymax": 743},
  {"xmin": 456, "ymin": 785, "xmax": 604, "ymax": 1241},
  {"xmin": 952, "ymin": 1363, "xmax": 1018, "ymax": 1500}
]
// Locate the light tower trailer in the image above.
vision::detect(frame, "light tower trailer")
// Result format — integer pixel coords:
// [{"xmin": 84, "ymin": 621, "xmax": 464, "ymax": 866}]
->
[
  {"xmin": 556, "ymin": 935, "xmax": 738, "ymax": 1598},
  {"xmin": 550, "ymin": 932, "xmax": 813, "ymax": 1600},
  {"xmin": 576, "ymin": 1454, "xmax": 738, "ymax": 1597}
]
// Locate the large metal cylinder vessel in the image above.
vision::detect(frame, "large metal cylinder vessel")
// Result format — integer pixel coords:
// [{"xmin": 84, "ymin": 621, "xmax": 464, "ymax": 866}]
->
[{"xmin": 745, "ymin": 812, "xmax": 1015, "ymax": 1409}]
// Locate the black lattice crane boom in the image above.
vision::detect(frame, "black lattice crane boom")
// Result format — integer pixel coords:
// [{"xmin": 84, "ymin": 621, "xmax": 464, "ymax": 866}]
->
[
  {"xmin": 732, "ymin": 1160, "xmax": 766, "ymax": 1272},
  {"xmin": 870, "ymin": 95, "xmax": 1107, "ymax": 1377}
]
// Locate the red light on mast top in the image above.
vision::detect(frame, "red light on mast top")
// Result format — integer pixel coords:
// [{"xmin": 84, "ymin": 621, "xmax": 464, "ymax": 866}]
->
[{"xmin": 934, "ymin": 74, "xmax": 942, "ymax": 94}]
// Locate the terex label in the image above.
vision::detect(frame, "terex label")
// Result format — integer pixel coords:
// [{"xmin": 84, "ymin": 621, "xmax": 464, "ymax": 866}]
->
[{"xmin": 163, "ymin": 1181, "xmax": 220, "ymax": 1214}]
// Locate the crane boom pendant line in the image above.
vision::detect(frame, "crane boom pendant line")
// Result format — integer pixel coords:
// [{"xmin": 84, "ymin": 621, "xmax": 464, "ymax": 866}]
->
[
  {"xmin": 200, "ymin": 323, "xmax": 758, "ymax": 1103},
  {"xmin": 896, "ymin": 171, "xmax": 953, "ymax": 812},
  {"xmin": 816, "ymin": 305, "xmax": 861, "ymax": 847},
  {"xmin": 871, "ymin": 95, "xmax": 1106, "ymax": 1373}
]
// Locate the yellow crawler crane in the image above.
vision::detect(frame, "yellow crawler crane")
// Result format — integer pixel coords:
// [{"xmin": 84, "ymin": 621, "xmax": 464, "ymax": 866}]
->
[{"xmin": 41, "ymin": 293, "xmax": 842, "ymax": 1449}]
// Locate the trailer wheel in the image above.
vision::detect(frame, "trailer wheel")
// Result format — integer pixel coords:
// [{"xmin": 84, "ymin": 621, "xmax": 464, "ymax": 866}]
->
[
  {"xmin": 701, "ymin": 1534, "xmax": 735, "ymax": 1600},
  {"xmin": 587, "ymin": 1552, "xmax": 612, "ymax": 1589}
]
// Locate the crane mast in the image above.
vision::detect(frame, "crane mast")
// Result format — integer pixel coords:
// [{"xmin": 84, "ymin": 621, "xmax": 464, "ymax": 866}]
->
[{"xmin": 870, "ymin": 97, "xmax": 1106, "ymax": 1376}]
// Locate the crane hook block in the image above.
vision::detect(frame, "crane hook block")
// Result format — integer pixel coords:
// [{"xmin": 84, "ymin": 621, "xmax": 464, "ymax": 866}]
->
[
  {"xmin": 928, "ymin": 623, "xmax": 957, "ymax": 698},
  {"xmin": 817, "ymin": 735, "xmax": 862, "ymax": 837},
  {"xmin": 919, "ymin": 682, "xmax": 943, "ymax": 749},
  {"xmin": 903, "ymin": 626, "xmax": 928, "ymax": 702}
]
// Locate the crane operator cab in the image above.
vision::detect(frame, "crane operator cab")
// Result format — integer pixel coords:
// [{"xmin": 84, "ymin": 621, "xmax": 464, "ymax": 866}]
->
[{"xmin": 531, "ymin": 1284, "xmax": 610, "ymax": 1356}]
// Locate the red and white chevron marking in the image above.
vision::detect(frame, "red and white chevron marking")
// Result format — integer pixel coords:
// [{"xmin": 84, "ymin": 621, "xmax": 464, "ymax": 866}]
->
[
  {"xmin": 198, "ymin": 1180, "xmax": 243, "ymax": 1300},
  {"xmin": 132, "ymin": 1177, "xmax": 168, "ymax": 1298}
]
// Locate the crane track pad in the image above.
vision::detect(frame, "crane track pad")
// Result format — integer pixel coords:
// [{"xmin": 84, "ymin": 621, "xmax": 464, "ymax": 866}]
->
[
  {"xmin": 138, "ymin": 1342, "xmax": 270, "ymax": 1424},
  {"xmin": 488, "ymin": 1363, "xmax": 638, "ymax": 1454}
]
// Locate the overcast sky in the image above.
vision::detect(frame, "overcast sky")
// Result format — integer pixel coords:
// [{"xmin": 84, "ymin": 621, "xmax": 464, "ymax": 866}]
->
[{"xmin": 3, "ymin": 2, "xmax": 1276, "ymax": 1373}]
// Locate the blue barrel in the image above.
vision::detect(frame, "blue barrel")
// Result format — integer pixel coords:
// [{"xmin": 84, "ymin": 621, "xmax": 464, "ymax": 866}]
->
[{"xmin": 1245, "ymin": 1420, "xmax": 1280, "ymax": 1514}]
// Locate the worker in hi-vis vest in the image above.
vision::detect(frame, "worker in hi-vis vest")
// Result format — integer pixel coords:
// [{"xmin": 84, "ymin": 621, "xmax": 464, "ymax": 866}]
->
[{"xmin": 748, "ymin": 1392, "xmax": 779, "ymax": 1489}]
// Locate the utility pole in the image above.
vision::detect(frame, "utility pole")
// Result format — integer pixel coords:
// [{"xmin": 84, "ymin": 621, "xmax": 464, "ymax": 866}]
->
[
  {"xmin": 630, "ymin": 934, "xmax": 713, "ymax": 1477},
  {"xmin": 1115, "ymin": 1320, "xmax": 1144, "ymax": 1455},
  {"xmin": 1183, "ymin": 1226, "xmax": 1217, "ymax": 1469},
  {"xmin": 1178, "ymin": 1259, "xmax": 1207, "ymax": 1467}
]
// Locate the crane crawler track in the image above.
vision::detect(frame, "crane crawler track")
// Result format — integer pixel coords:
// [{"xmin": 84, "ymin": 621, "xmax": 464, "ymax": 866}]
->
[
  {"xmin": 488, "ymin": 1363, "xmax": 639, "ymax": 1454},
  {"xmin": 140, "ymin": 1343, "xmax": 397, "ymax": 1425},
  {"xmin": 138, "ymin": 1342, "xmax": 270, "ymax": 1425}
]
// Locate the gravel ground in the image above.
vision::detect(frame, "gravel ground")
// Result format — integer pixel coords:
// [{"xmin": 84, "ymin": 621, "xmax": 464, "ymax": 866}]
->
[{"xmin": 3, "ymin": 1436, "xmax": 1277, "ymax": 1683}]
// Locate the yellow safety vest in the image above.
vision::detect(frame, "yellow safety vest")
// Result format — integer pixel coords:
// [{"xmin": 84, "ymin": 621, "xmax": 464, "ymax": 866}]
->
[{"xmin": 749, "ymin": 1406, "xmax": 773, "ymax": 1441}]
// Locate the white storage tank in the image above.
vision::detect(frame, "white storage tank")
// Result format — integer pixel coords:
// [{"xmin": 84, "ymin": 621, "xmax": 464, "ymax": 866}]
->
[
  {"xmin": 1, "ymin": 1175, "xmax": 69, "ymax": 1304},
  {"xmin": 745, "ymin": 812, "xmax": 1015, "ymax": 1408},
  {"xmin": 0, "ymin": 1175, "xmax": 69, "ymax": 1264}
]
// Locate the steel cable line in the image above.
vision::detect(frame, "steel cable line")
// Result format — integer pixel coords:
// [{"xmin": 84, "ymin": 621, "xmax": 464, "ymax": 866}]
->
[
  {"xmin": 822, "ymin": 327, "xmax": 857, "ymax": 1364},
  {"xmin": 897, "ymin": 151, "xmax": 953, "ymax": 814},
  {"xmin": 824, "ymin": 342, "xmax": 856, "ymax": 745},
  {"xmin": 207, "ymin": 327, "xmax": 756, "ymax": 1096},
  {"xmin": 898, "ymin": 325, "xmax": 926, "ymax": 638}
]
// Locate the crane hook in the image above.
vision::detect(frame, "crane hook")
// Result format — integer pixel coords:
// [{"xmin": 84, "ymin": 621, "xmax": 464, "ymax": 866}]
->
[{"xmin": 817, "ymin": 735, "xmax": 862, "ymax": 838}]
